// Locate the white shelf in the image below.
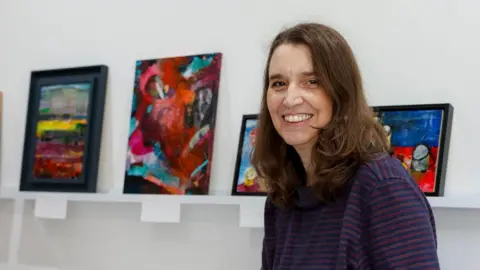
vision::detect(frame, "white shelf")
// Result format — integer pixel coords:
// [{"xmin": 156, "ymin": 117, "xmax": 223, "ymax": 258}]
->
[
  {"xmin": 0, "ymin": 188, "xmax": 266, "ymax": 228},
  {"xmin": 1, "ymin": 189, "xmax": 479, "ymax": 209},
  {"xmin": 1, "ymin": 188, "xmax": 480, "ymax": 227},
  {"xmin": 427, "ymin": 197, "xmax": 480, "ymax": 209},
  {"xmin": 0, "ymin": 189, "xmax": 264, "ymax": 205}
]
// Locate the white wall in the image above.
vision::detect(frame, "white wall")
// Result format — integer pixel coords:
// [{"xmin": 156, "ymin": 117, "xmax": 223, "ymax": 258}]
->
[{"xmin": 0, "ymin": 0, "xmax": 479, "ymax": 269}]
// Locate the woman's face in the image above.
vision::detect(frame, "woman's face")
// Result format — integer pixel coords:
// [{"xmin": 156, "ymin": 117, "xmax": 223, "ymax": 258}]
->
[{"xmin": 266, "ymin": 43, "xmax": 333, "ymax": 151}]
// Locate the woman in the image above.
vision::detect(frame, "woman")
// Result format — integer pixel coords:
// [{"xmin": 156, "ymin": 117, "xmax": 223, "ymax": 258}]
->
[{"xmin": 252, "ymin": 23, "xmax": 440, "ymax": 269}]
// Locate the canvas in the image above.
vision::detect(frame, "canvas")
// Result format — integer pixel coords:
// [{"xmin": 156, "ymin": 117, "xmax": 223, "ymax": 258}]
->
[
  {"xmin": 124, "ymin": 53, "xmax": 223, "ymax": 195},
  {"xmin": 232, "ymin": 114, "xmax": 267, "ymax": 196},
  {"xmin": 34, "ymin": 83, "xmax": 90, "ymax": 179},
  {"xmin": 373, "ymin": 104, "xmax": 453, "ymax": 196}
]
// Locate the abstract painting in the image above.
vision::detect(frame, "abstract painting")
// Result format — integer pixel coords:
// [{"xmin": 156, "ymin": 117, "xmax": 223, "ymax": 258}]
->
[
  {"xmin": 20, "ymin": 65, "xmax": 108, "ymax": 192},
  {"xmin": 34, "ymin": 83, "xmax": 90, "ymax": 179},
  {"xmin": 373, "ymin": 103, "xmax": 453, "ymax": 196},
  {"xmin": 124, "ymin": 53, "xmax": 223, "ymax": 195},
  {"xmin": 232, "ymin": 114, "xmax": 267, "ymax": 196}
]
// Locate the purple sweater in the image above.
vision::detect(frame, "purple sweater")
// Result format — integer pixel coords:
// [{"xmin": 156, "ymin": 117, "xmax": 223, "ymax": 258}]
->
[{"xmin": 262, "ymin": 155, "xmax": 440, "ymax": 269}]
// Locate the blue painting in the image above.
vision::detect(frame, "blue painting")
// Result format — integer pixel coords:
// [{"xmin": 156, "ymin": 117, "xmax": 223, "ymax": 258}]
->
[
  {"xmin": 375, "ymin": 109, "xmax": 444, "ymax": 193},
  {"xmin": 234, "ymin": 118, "xmax": 267, "ymax": 194}
]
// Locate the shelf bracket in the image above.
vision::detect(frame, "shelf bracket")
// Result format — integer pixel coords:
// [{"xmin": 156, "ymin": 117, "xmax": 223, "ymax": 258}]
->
[
  {"xmin": 34, "ymin": 195, "xmax": 68, "ymax": 219},
  {"xmin": 239, "ymin": 197, "xmax": 265, "ymax": 228},
  {"xmin": 140, "ymin": 197, "xmax": 181, "ymax": 223}
]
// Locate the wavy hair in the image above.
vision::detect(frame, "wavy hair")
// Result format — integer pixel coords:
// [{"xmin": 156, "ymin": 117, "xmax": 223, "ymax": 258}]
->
[{"xmin": 251, "ymin": 23, "xmax": 391, "ymax": 208}]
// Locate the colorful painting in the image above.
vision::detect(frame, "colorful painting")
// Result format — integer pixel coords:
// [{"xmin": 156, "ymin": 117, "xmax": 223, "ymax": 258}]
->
[
  {"xmin": 373, "ymin": 104, "xmax": 453, "ymax": 196},
  {"xmin": 21, "ymin": 65, "xmax": 108, "ymax": 192},
  {"xmin": 124, "ymin": 53, "xmax": 222, "ymax": 195},
  {"xmin": 33, "ymin": 83, "xmax": 90, "ymax": 179},
  {"xmin": 232, "ymin": 114, "xmax": 267, "ymax": 196}
]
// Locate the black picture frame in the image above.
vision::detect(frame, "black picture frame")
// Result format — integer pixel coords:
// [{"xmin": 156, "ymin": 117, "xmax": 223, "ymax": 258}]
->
[
  {"xmin": 371, "ymin": 103, "xmax": 453, "ymax": 197},
  {"xmin": 20, "ymin": 65, "xmax": 108, "ymax": 193},
  {"xmin": 231, "ymin": 114, "xmax": 267, "ymax": 196}
]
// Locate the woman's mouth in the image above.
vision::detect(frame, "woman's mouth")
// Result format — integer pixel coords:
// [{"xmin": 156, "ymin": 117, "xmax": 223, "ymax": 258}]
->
[{"xmin": 282, "ymin": 113, "xmax": 313, "ymax": 123}]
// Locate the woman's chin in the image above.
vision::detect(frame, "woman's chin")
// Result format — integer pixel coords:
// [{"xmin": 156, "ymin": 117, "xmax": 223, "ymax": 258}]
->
[{"xmin": 281, "ymin": 133, "xmax": 317, "ymax": 148}]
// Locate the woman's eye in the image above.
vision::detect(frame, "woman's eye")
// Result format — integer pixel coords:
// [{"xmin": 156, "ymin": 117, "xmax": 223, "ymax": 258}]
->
[
  {"xmin": 307, "ymin": 79, "xmax": 318, "ymax": 85},
  {"xmin": 271, "ymin": 81, "xmax": 286, "ymax": 88}
]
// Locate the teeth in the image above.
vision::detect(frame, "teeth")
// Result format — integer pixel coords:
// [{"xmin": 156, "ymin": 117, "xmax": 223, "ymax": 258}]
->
[{"xmin": 284, "ymin": 114, "xmax": 312, "ymax": 123}]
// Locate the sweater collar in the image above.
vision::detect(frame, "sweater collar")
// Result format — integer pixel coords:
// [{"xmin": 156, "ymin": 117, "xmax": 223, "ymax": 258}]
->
[{"xmin": 294, "ymin": 186, "xmax": 322, "ymax": 209}]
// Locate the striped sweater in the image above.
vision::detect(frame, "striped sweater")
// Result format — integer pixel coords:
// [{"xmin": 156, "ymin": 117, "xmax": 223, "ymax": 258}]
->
[{"xmin": 262, "ymin": 154, "xmax": 440, "ymax": 269}]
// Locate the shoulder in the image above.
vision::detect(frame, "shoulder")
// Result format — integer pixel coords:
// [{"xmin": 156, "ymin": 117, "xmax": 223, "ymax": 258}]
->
[
  {"xmin": 350, "ymin": 155, "xmax": 439, "ymax": 268},
  {"xmin": 351, "ymin": 153, "xmax": 416, "ymax": 191},
  {"xmin": 347, "ymin": 153, "xmax": 428, "ymax": 206}
]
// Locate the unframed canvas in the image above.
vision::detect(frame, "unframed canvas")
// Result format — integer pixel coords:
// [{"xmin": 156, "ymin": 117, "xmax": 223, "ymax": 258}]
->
[{"xmin": 123, "ymin": 53, "xmax": 223, "ymax": 195}]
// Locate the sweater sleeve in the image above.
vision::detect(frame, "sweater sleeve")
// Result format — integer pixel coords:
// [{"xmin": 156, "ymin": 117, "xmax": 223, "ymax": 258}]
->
[
  {"xmin": 261, "ymin": 197, "xmax": 276, "ymax": 270},
  {"xmin": 366, "ymin": 177, "xmax": 440, "ymax": 269}
]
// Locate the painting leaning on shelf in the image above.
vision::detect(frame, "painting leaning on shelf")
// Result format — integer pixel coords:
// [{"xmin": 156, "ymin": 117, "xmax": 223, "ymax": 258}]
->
[{"xmin": 374, "ymin": 109, "xmax": 443, "ymax": 193}]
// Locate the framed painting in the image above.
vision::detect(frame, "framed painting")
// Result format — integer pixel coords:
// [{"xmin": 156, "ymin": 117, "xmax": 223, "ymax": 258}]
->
[
  {"xmin": 372, "ymin": 103, "xmax": 453, "ymax": 196},
  {"xmin": 123, "ymin": 53, "xmax": 223, "ymax": 195},
  {"xmin": 231, "ymin": 114, "xmax": 267, "ymax": 196},
  {"xmin": 20, "ymin": 65, "xmax": 108, "ymax": 192}
]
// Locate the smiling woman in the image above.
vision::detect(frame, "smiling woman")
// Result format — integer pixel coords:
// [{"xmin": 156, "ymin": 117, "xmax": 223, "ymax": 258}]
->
[
  {"xmin": 252, "ymin": 23, "xmax": 440, "ymax": 270},
  {"xmin": 253, "ymin": 23, "xmax": 390, "ymax": 203},
  {"xmin": 266, "ymin": 43, "xmax": 333, "ymax": 165}
]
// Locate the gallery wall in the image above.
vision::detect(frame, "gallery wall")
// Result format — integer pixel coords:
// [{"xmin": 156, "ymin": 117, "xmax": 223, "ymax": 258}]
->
[{"xmin": 0, "ymin": 0, "xmax": 479, "ymax": 269}]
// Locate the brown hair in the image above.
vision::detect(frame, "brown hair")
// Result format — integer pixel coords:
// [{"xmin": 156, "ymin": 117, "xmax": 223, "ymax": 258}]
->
[{"xmin": 251, "ymin": 23, "xmax": 390, "ymax": 208}]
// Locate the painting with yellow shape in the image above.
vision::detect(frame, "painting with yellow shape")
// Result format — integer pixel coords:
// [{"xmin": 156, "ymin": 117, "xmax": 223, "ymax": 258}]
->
[
  {"xmin": 233, "ymin": 116, "xmax": 268, "ymax": 194},
  {"xmin": 36, "ymin": 119, "xmax": 87, "ymax": 138},
  {"xmin": 33, "ymin": 83, "xmax": 91, "ymax": 179},
  {"xmin": 243, "ymin": 167, "xmax": 256, "ymax": 187}
]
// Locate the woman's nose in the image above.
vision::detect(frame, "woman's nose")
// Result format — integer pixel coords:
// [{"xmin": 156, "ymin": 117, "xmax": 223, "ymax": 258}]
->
[{"xmin": 283, "ymin": 86, "xmax": 303, "ymax": 107}]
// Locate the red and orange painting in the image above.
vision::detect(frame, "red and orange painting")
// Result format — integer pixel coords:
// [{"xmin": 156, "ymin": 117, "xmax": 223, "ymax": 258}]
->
[
  {"xmin": 33, "ymin": 83, "xmax": 90, "ymax": 179},
  {"xmin": 123, "ymin": 53, "xmax": 222, "ymax": 195}
]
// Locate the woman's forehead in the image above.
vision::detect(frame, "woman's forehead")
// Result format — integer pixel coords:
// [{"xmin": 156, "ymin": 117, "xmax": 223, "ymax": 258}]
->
[{"xmin": 269, "ymin": 44, "xmax": 314, "ymax": 77}]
